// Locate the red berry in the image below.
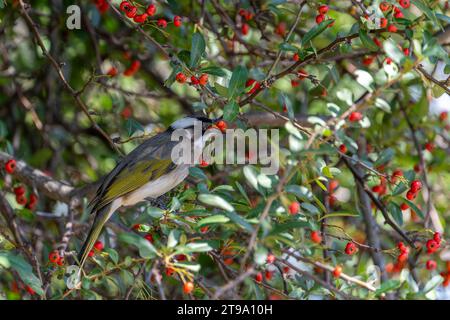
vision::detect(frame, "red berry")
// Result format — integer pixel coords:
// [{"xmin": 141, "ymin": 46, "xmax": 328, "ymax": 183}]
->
[
  {"xmin": 157, "ymin": 19, "xmax": 167, "ymax": 28},
  {"xmin": 385, "ymin": 57, "xmax": 392, "ymax": 64},
  {"xmin": 380, "ymin": 2, "xmax": 391, "ymax": 12},
  {"xmin": 339, "ymin": 144, "xmax": 347, "ymax": 154},
  {"xmin": 372, "ymin": 185, "xmax": 383, "ymax": 193},
  {"xmin": 400, "ymin": 203, "xmax": 409, "ymax": 211},
  {"xmin": 14, "ymin": 186, "xmax": 25, "ymax": 196},
  {"xmin": 241, "ymin": 23, "xmax": 250, "ymax": 35},
  {"xmin": 175, "ymin": 72, "xmax": 187, "ymax": 83},
  {"xmin": 28, "ymin": 193, "xmax": 38, "ymax": 207},
  {"xmin": 348, "ymin": 111, "xmax": 363, "ymax": 122},
  {"xmin": 25, "ymin": 285, "xmax": 35, "ymax": 295},
  {"xmin": 56, "ymin": 257, "xmax": 65, "ymax": 266},
  {"xmin": 275, "ymin": 22, "xmax": 286, "ymax": 37},
  {"xmin": 394, "ymin": 11, "xmax": 404, "ymax": 19},
  {"xmin": 373, "ymin": 37, "xmax": 382, "ymax": 47},
  {"xmin": 345, "ymin": 242, "xmax": 357, "ymax": 255},
  {"xmin": 133, "ymin": 13, "xmax": 148, "ymax": 24},
  {"xmin": 176, "ymin": 254, "xmax": 186, "ymax": 261},
  {"xmin": 125, "ymin": 6, "xmax": 137, "ymax": 18},
  {"xmin": 391, "ymin": 169, "xmax": 403, "ymax": 183},
  {"xmin": 121, "ymin": 106, "xmax": 133, "ymax": 119},
  {"xmin": 190, "ymin": 76, "xmax": 199, "ymax": 85},
  {"xmin": 119, "ymin": 1, "xmax": 130, "ymax": 12},
  {"xmin": 403, "ymin": 47, "xmax": 410, "ymax": 56},
  {"xmin": 291, "ymin": 80, "xmax": 299, "ymax": 87},
  {"xmin": 198, "ymin": 74, "xmax": 208, "ymax": 86},
  {"xmin": 94, "ymin": 241, "xmax": 104, "ymax": 251},
  {"xmin": 49, "ymin": 251, "xmax": 60, "ymax": 263},
  {"xmin": 144, "ymin": 234, "xmax": 154, "ymax": 243},
  {"xmin": 293, "ymin": 53, "xmax": 300, "ymax": 61},
  {"xmin": 398, "ymin": 242, "xmax": 407, "ymax": 252},
  {"xmin": 107, "ymin": 67, "xmax": 118, "ymax": 77},
  {"xmin": 426, "ymin": 239, "xmax": 439, "ymax": 254},
  {"xmin": 425, "ymin": 142, "xmax": 434, "ymax": 152},
  {"xmin": 265, "ymin": 270, "xmax": 273, "ymax": 281},
  {"xmin": 311, "ymin": 231, "xmax": 322, "ymax": 244},
  {"xmin": 88, "ymin": 250, "xmax": 95, "ymax": 257},
  {"xmin": 433, "ymin": 232, "xmax": 441, "ymax": 244},
  {"xmin": 173, "ymin": 16, "xmax": 182, "ymax": 27},
  {"xmin": 397, "ymin": 252, "xmax": 408, "ymax": 263},
  {"xmin": 255, "ymin": 272, "xmax": 263, "ymax": 283},
  {"xmin": 216, "ymin": 120, "xmax": 227, "ymax": 133},
  {"xmin": 288, "ymin": 201, "xmax": 300, "ymax": 215},
  {"xmin": 200, "ymin": 159, "xmax": 209, "ymax": 167},
  {"xmin": 406, "ymin": 190, "xmax": 416, "ymax": 200},
  {"xmin": 318, "ymin": 5, "xmax": 329, "ymax": 14},
  {"xmin": 439, "ymin": 111, "xmax": 448, "ymax": 121},
  {"xmin": 183, "ymin": 281, "xmax": 194, "ymax": 294},
  {"xmin": 132, "ymin": 224, "xmax": 141, "ymax": 231},
  {"xmin": 266, "ymin": 253, "xmax": 276, "ymax": 264},
  {"xmin": 165, "ymin": 267, "xmax": 174, "ymax": 276},
  {"xmin": 332, "ymin": 265, "xmax": 342, "ymax": 278},
  {"xmin": 380, "ymin": 17, "xmax": 388, "ymax": 28},
  {"xmin": 16, "ymin": 194, "xmax": 27, "ymax": 205},
  {"xmin": 315, "ymin": 14, "xmax": 325, "ymax": 24},
  {"xmin": 146, "ymin": 4, "xmax": 156, "ymax": 16},
  {"xmin": 426, "ymin": 259, "xmax": 437, "ymax": 270},
  {"xmin": 200, "ymin": 226, "xmax": 209, "ymax": 233},
  {"xmin": 5, "ymin": 159, "xmax": 16, "ymax": 174},
  {"xmin": 388, "ymin": 24, "xmax": 398, "ymax": 32},
  {"xmin": 245, "ymin": 79, "xmax": 260, "ymax": 94},
  {"xmin": 399, "ymin": 0, "xmax": 410, "ymax": 9},
  {"xmin": 410, "ymin": 180, "xmax": 422, "ymax": 193}
]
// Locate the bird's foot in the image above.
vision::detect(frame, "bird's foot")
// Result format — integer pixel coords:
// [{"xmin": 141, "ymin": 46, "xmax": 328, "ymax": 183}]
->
[{"xmin": 146, "ymin": 196, "xmax": 169, "ymax": 210}]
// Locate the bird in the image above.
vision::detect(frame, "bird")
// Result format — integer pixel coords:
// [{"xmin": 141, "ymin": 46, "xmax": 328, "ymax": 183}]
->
[{"xmin": 77, "ymin": 115, "xmax": 222, "ymax": 271}]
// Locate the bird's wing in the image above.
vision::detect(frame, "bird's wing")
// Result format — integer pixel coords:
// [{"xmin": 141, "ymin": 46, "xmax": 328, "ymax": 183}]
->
[{"xmin": 89, "ymin": 132, "xmax": 178, "ymax": 212}]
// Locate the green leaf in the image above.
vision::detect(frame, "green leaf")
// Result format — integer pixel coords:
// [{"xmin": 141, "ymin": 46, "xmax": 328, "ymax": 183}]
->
[
  {"xmin": 173, "ymin": 261, "xmax": 201, "ymax": 272},
  {"xmin": 376, "ymin": 280, "xmax": 401, "ymax": 295},
  {"xmin": 227, "ymin": 65, "xmax": 248, "ymax": 99},
  {"xmin": 223, "ymin": 101, "xmax": 239, "ymax": 122},
  {"xmin": 0, "ymin": 251, "xmax": 43, "ymax": 296},
  {"xmin": 189, "ymin": 167, "xmax": 208, "ymax": 181},
  {"xmin": 269, "ymin": 220, "xmax": 310, "ymax": 235},
  {"xmin": 197, "ymin": 215, "xmax": 230, "ymax": 226},
  {"xmin": 301, "ymin": 19, "xmax": 334, "ymax": 46},
  {"xmin": 118, "ymin": 233, "xmax": 157, "ymax": 259},
  {"xmin": 388, "ymin": 202, "xmax": 403, "ymax": 226},
  {"xmin": 145, "ymin": 206, "xmax": 165, "ymax": 219},
  {"xmin": 125, "ymin": 118, "xmax": 144, "ymax": 136},
  {"xmin": 411, "ymin": 0, "xmax": 441, "ymax": 29},
  {"xmin": 178, "ymin": 242, "xmax": 213, "ymax": 253},
  {"xmin": 104, "ymin": 248, "xmax": 119, "ymax": 264},
  {"xmin": 223, "ymin": 211, "xmax": 254, "ymax": 233},
  {"xmin": 318, "ymin": 212, "xmax": 359, "ymax": 221},
  {"xmin": 285, "ymin": 185, "xmax": 313, "ymax": 201},
  {"xmin": 301, "ymin": 202, "xmax": 320, "ymax": 215},
  {"xmin": 423, "ymin": 275, "xmax": 443, "ymax": 293},
  {"xmin": 198, "ymin": 194, "xmax": 235, "ymax": 212},
  {"xmin": 374, "ymin": 148, "xmax": 394, "ymax": 166},
  {"xmin": 199, "ymin": 66, "xmax": 226, "ymax": 76},
  {"xmin": 359, "ymin": 29, "xmax": 379, "ymax": 52},
  {"xmin": 403, "ymin": 199, "xmax": 425, "ymax": 219},
  {"xmin": 190, "ymin": 32, "xmax": 206, "ymax": 67}
]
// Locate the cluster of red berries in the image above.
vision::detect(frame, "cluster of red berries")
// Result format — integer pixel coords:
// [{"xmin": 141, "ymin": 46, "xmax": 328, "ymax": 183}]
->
[
  {"xmin": 238, "ymin": 8, "xmax": 254, "ymax": 36},
  {"xmin": 315, "ymin": 4, "xmax": 334, "ymax": 27},
  {"xmin": 119, "ymin": 2, "xmax": 182, "ymax": 28},
  {"xmin": 405, "ymin": 179, "xmax": 422, "ymax": 201},
  {"xmin": 348, "ymin": 111, "xmax": 363, "ymax": 122},
  {"xmin": 93, "ymin": 0, "xmax": 109, "ymax": 14},
  {"xmin": 48, "ymin": 250, "xmax": 65, "ymax": 266},
  {"xmin": 175, "ymin": 73, "xmax": 208, "ymax": 86},
  {"xmin": 387, "ymin": 241, "xmax": 410, "ymax": 273},
  {"xmin": 13, "ymin": 185, "xmax": 38, "ymax": 210},
  {"xmin": 426, "ymin": 232, "xmax": 441, "ymax": 254},
  {"xmin": 379, "ymin": 0, "xmax": 410, "ymax": 32},
  {"xmin": 88, "ymin": 240, "xmax": 104, "ymax": 257}
]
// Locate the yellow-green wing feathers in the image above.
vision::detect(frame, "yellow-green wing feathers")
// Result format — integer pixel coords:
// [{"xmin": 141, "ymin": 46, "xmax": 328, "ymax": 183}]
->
[{"xmin": 91, "ymin": 158, "xmax": 174, "ymax": 211}]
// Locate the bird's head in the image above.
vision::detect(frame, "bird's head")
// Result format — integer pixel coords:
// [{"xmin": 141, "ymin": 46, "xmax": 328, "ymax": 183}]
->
[{"xmin": 168, "ymin": 115, "xmax": 223, "ymax": 133}]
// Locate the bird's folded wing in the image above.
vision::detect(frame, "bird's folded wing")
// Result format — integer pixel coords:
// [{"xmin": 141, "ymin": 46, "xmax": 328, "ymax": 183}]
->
[{"xmin": 92, "ymin": 158, "xmax": 175, "ymax": 211}]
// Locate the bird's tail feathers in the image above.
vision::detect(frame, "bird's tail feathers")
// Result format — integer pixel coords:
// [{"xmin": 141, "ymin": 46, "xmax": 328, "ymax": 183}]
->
[{"xmin": 77, "ymin": 204, "xmax": 111, "ymax": 271}]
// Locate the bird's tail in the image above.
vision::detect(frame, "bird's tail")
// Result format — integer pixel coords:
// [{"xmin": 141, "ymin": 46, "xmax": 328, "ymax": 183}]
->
[{"xmin": 77, "ymin": 204, "xmax": 112, "ymax": 271}]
